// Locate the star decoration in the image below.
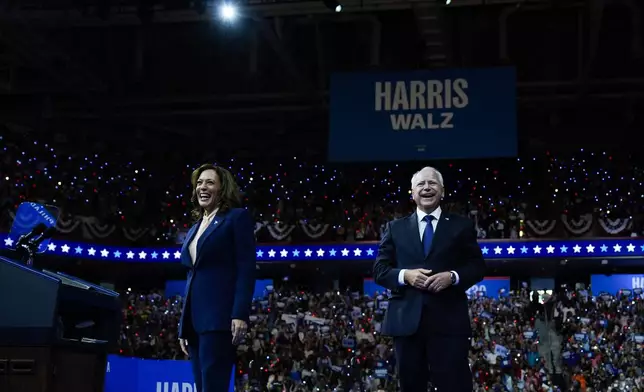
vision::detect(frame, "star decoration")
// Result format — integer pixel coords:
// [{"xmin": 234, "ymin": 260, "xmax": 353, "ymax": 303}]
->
[
  {"xmin": 61, "ymin": 244, "xmax": 70, "ymax": 253},
  {"xmin": 88, "ymin": 247, "xmax": 96, "ymax": 256},
  {"xmin": 3, "ymin": 237, "xmax": 13, "ymax": 247},
  {"xmin": 280, "ymin": 249, "xmax": 288, "ymax": 257},
  {"xmin": 101, "ymin": 249, "xmax": 109, "ymax": 257},
  {"xmin": 48, "ymin": 243, "xmax": 56, "ymax": 251},
  {"xmin": 304, "ymin": 249, "xmax": 312, "ymax": 257},
  {"xmin": 268, "ymin": 249, "xmax": 276, "ymax": 257},
  {"xmin": 126, "ymin": 251, "xmax": 135, "ymax": 259}
]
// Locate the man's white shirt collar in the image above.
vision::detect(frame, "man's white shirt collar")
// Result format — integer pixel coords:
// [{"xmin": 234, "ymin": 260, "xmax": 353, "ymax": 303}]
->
[{"xmin": 417, "ymin": 206, "xmax": 441, "ymax": 223}]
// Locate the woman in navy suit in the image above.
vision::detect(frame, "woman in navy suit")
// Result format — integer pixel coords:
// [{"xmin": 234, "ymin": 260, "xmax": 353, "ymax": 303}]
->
[{"xmin": 178, "ymin": 163, "xmax": 256, "ymax": 392}]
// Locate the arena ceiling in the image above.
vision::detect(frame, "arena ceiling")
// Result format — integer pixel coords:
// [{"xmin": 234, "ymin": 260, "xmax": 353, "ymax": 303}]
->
[{"xmin": 0, "ymin": 0, "xmax": 642, "ymax": 155}]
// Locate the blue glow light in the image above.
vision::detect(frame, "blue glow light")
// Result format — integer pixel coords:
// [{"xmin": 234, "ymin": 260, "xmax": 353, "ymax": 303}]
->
[{"xmin": 2, "ymin": 234, "xmax": 644, "ymax": 263}]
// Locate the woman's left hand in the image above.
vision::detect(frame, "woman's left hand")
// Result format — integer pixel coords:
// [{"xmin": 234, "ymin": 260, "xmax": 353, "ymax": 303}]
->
[{"xmin": 231, "ymin": 319, "xmax": 247, "ymax": 344}]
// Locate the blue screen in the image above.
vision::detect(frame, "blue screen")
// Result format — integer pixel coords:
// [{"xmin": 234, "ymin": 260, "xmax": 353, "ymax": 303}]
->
[{"xmin": 329, "ymin": 67, "xmax": 517, "ymax": 162}]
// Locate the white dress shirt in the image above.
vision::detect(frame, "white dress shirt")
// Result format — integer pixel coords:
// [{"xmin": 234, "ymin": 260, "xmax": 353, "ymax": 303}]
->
[
  {"xmin": 189, "ymin": 208, "xmax": 219, "ymax": 265},
  {"xmin": 397, "ymin": 207, "xmax": 460, "ymax": 286}
]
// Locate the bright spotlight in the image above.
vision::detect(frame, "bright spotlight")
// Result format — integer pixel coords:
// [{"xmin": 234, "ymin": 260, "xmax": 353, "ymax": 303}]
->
[
  {"xmin": 335, "ymin": 4, "xmax": 342, "ymax": 12},
  {"xmin": 219, "ymin": 3, "xmax": 237, "ymax": 21}
]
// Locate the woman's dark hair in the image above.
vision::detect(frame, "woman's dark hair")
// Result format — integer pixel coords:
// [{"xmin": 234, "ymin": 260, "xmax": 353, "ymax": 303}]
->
[{"xmin": 190, "ymin": 163, "xmax": 242, "ymax": 220}]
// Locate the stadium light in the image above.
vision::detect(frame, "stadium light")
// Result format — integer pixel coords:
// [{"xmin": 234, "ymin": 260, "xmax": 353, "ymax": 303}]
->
[
  {"xmin": 322, "ymin": 0, "xmax": 342, "ymax": 12},
  {"xmin": 218, "ymin": 3, "xmax": 238, "ymax": 21}
]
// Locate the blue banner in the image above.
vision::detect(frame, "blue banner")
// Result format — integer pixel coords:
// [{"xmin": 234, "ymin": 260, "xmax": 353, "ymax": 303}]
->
[
  {"xmin": 465, "ymin": 277, "xmax": 510, "ymax": 299},
  {"xmin": 165, "ymin": 279, "xmax": 274, "ymax": 299},
  {"xmin": 364, "ymin": 277, "xmax": 510, "ymax": 298},
  {"xmin": 105, "ymin": 355, "xmax": 234, "ymax": 392},
  {"xmin": 329, "ymin": 67, "xmax": 517, "ymax": 162},
  {"xmin": 591, "ymin": 274, "xmax": 644, "ymax": 295}
]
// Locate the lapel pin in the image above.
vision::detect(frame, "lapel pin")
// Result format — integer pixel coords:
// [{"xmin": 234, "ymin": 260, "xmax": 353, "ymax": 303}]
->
[
  {"xmin": 445, "ymin": 217, "xmax": 450, "ymax": 221},
  {"xmin": 214, "ymin": 220, "xmax": 219, "ymax": 225}
]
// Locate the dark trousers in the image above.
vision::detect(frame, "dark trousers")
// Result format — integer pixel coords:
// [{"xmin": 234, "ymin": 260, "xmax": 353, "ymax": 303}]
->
[
  {"xmin": 187, "ymin": 330, "xmax": 235, "ymax": 392},
  {"xmin": 183, "ymin": 300, "xmax": 235, "ymax": 392},
  {"xmin": 394, "ymin": 305, "xmax": 473, "ymax": 392}
]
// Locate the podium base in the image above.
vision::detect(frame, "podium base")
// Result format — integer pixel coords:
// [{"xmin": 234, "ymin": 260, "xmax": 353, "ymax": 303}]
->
[{"xmin": 0, "ymin": 345, "xmax": 107, "ymax": 392}]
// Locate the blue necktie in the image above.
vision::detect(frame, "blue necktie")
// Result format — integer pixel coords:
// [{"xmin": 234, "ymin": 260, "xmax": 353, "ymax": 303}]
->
[{"xmin": 422, "ymin": 215, "xmax": 434, "ymax": 257}]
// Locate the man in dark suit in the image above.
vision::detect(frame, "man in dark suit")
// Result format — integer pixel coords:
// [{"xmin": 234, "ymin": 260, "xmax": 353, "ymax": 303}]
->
[{"xmin": 373, "ymin": 166, "xmax": 485, "ymax": 392}]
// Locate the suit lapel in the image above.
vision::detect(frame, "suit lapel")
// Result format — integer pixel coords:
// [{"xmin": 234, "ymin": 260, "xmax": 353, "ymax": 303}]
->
[
  {"xmin": 181, "ymin": 223, "xmax": 199, "ymax": 267},
  {"xmin": 407, "ymin": 213, "xmax": 425, "ymax": 260},
  {"xmin": 427, "ymin": 212, "xmax": 453, "ymax": 258},
  {"xmin": 194, "ymin": 210, "xmax": 229, "ymax": 267}
]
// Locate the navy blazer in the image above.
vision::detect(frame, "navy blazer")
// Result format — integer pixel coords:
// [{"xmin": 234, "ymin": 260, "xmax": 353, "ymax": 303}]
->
[
  {"xmin": 178, "ymin": 208, "xmax": 256, "ymax": 337},
  {"xmin": 373, "ymin": 211, "xmax": 485, "ymax": 337}
]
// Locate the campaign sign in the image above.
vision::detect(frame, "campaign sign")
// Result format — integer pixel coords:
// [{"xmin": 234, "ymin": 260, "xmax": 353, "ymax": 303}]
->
[
  {"xmin": 465, "ymin": 277, "xmax": 510, "ymax": 299},
  {"xmin": 165, "ymin": 279, "xmax": 274, "ymax": 299},
  {"xmin": 363, "ymin": 278, "xmax": 388, "ymax": 298},
  {"xmin": 9, "ymin": 202, "xmax": 59, "ymax": 254},
  {"xmin": 591, "ymin": 274, "xmax": 644, "ymax": 295},
  {"xmin": 105, "ymin": 355, "xmax": 234, "ymax": 392},
  {"xmin": 329, "ymin": 67, "xmax": 517, "ymax": 162},
  {"xmin": 364, "ymin": 277, "xmax": 510, "ymax": 299}
]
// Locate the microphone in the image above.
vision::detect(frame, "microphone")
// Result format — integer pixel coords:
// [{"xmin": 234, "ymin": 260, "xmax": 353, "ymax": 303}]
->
[
  {"xmin": 15, "ymin": 223, "xmax": 48, "ymax": 248},
  {"xmin": 29, "ymin": 226, "xmax": 57, "ymax": 246}
]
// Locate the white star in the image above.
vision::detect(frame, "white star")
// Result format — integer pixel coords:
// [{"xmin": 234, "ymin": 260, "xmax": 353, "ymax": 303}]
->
[
  {"xmin": 304, "ymin": 249, "xmax": 313, "ymax": 257},
  {"xmin": 600, "ymin": 245, "xmax": 608, "ymax": 252},
  {"xmin": 268, "ymin": 249, "xmax": 276, "ymax": 258},
  {"xmin": 613, "ymin": 244, "xmax": 622, "ymax": 252},
  {"xmin": 627, "ymin": 243, "xmax": 635, "ymax": 252},
  {"xmin": 151, "ymin": 252, "xmax": 158, "ymax": 259},
  {"xmin": 126, "ymin": 251, "xmax": 134, "ymax": 259},
  {"xmin": 366, "ymin": 248, "xmax": 374, "ymax": 256},
  {"xmin": 533, "ymin": 245, "xmax": 541, "ymax": 254},
  {"xmin": 546, "ymin": 245, "xmax": 554, "ymax": 254},
  {"xmin": 292, "ymin": 249, "xmax": 300, "ymax": 257},
  {"xmin": 162, "ymin": 251, "xmax": 170, "ymax": 259},
  {"xmin": 61, "ymin": 244, "xmax": 70, "ymax": 253},
  {"xmin": 3, "ymin": 237, "xmax": 13, "ymax": 247},
  {"xmin": 88, "ymin": 247, "xmax": 96, "ymax": 256},
  {"xmin": 101, "ymin": 249, "xmax": 109, "ymax": 257},
  {"xmin": 114, "ymin": 251, "xmax": 122, "ymax": 258},
  {"xmin": 329, "ymin": 249, "xmax": 337, "ymax": 256},
  {"xmin": 316, "ymin": 249, "xmax": 324, "ymax": 257},
  {"xmin": 560, "ymin": 245, "xmax": 568, "ymax": 253},
  {"xmin": 341, "ymin": 248, "xmax": 349, "ymax": 256},
  {"xmin": 75, "ymin": 246, "xmax": 83, "ymax": 254},
  {"xmin": 256, "ymin": 250, "xmax": 264, "ymax": 257},
  {"xmin": 481, "ymin": 247, "xmax": 489, "ymax": 255},
  {"xmin": 138, "ymin": 251, "xmax": 147, "ymax": 259},
  {"xmin": 494, "ymin": 246, "xmax": 502, "ymax": 255},
  {"xmin": 586, "ymin": 244, "xmax": 595, "ymax": 253},
  {"xmin": 48, "ymin": 243, "xmax": 57, "ymax": 251},
  {"xmin": 280, "ymin": 249, "xmax": 288, "ymax": 257},
  {"xmin": 174, "ymin": 251, "xmax": 181, "ymax": 259},
  {"xmin": 573, "ymin": 245, "xmax": 581, "ymax": 253},
  {"xmin": 353, "ymin": 248, "xmax": 362, "ymax": 256},
  {"xmin": 507, "ymin": 246, "xmax": 515, "ymax": 255},
  {"xmin": 520, "ymin": 246, "xmax": 528, "ymax": 254}
]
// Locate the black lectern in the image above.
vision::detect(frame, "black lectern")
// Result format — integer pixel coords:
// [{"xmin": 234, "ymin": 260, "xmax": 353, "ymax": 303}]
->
[{"xmin": 0, "ymin": 256, "xmax": 121, "ymax": 392}]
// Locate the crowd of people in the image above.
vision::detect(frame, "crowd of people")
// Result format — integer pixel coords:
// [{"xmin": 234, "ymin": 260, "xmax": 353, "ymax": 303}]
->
[
  {"xmin": 2, "ymin": 132, "xmax": 644, "ymax": 244},
  {"xmin": 119, "ymin": 286, "xmax": 644, "ymax": 392}
]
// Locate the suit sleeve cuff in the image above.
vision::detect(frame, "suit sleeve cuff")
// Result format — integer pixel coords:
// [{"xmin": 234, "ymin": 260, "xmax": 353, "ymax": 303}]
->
[
  {"xmin": 451, "ymin": 270, "xmax": 460, "ymax": 285},
  {"xmin": 398, "ymin": 269, "xmax": 407, "ymax": 285}
]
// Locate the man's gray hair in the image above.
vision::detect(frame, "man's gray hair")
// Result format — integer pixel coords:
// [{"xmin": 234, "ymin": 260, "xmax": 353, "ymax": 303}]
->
[{"xmin": 410, "ymin": 166, "xmax": 444, "ymax": 188}]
